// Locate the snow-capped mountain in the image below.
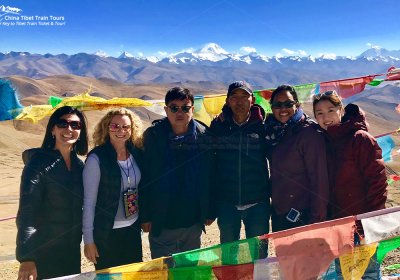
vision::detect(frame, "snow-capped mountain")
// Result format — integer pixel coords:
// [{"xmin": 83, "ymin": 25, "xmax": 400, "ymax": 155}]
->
[
  {"xmin": 118, "ymin": 51, "xmax": 134, "ymax": 59},
  {"xmin": 93, "ymin": 50, "xmax": 108, "ymax": 58},
  {"xmin": 0, "ymin": 44, "xmax": 399, "ymax": 87},
  {"xmin": 359, "ymin": 46, "xmax": 400, "ymax": 60}
]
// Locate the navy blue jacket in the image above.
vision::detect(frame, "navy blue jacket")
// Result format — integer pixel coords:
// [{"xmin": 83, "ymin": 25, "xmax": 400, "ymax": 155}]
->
[
  {"xmin": 140, "ymin": 118, "xmax": 213, "ymax": 236},
  {"xmin": 209, "ymin": 105, "xmax": 271, "ymax": 206}
]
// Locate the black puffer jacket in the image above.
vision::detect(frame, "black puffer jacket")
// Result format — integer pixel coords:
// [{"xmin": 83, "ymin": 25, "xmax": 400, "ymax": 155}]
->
[
  {"xmin": 209, "ymin": 105, "xmax": 270, "ymax": 205},
  {"xmin": 140, "ymin": 118, "xmax": 213, "ymax": 236},
  {"xmin": 16, "ymin": 148, "xmax": 84, "ymax": 262}
]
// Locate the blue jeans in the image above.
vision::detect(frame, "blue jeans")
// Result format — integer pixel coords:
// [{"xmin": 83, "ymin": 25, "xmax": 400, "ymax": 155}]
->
[
  {"xmin": 217, "ymin": 201, "xmax": 270, "ymax": 258},
  {"xmin": 334, "ymin": 234, "xmax": 381, "ymax": 280},
  {"xmin": 149, "ymin": 223, "xmax": 202, "ymax": 259}
]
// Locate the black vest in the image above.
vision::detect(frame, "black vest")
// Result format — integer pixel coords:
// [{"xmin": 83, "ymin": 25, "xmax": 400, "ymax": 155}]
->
[{"xmin": 87, "ymin": 141, "xmax": 140, "ymax": 246}]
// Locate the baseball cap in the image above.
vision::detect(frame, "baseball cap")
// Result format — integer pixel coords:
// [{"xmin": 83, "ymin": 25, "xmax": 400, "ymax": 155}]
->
[{"xmin": 227, "ymin": 81, "xmax": 253, "ymax": 97}]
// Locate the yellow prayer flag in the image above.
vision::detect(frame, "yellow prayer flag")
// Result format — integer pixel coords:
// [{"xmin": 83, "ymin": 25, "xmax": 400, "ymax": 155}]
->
[{"xmin": 339, "ymin": 243, "xmax": 377, "ymax": 280}]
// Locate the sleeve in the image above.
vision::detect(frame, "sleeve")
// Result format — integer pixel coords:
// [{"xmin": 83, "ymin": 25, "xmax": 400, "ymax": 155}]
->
[
  {"xmin": 16, "ymin": 158, "xmax": 46, "ymax": 263},
  {"xmin": 354, "ymin": 132, "xmax": 388, "ymax": 211},
  {"xmin": 206, "ymin": 122, "xmax": 219, "ymax": 220},
  {"xmin": 82, "ymin": 154, "xmax": 101, "ymax": 244},
  {"xmin": 302, "ymin": 128, "xmax": 329, "ymax": 223},
  {"xmin": 138, "ymin": 129, "xmax": 156, "ymax": 223}
]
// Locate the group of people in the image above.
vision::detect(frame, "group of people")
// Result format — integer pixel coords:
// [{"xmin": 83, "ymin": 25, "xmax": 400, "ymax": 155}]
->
[{"xmin": 16, "ymin": 82, "xmax": 388, "ymax": 280}]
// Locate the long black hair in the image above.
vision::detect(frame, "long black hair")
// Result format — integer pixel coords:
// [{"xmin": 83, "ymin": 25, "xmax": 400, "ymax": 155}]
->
[{"xmin": 41, "ymin": 106, "xmax": 89, "ymax": 155}]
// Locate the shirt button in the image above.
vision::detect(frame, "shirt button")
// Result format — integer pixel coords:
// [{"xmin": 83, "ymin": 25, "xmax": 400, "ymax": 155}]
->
[{"xmin": 289, "ymin": 194, "xmax": 294, "ymax": 198}]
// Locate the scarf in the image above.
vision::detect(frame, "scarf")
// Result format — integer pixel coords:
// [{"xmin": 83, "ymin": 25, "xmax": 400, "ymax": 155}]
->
[{"xmin": 265, "ymin": 107, "xmax": 304, "ymax": 147}]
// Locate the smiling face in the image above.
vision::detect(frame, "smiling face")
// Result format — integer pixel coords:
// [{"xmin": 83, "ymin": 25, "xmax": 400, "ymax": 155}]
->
[
  {"xmin": 108, "ymin": 114, "xmax": 132, "ymax": 145},
  {"xmin": 314, "ymin": 99, "xmax": 343, "ymax": 130},
  {"xmin": 271, "ymin": 90, "xmax": 298, "ymax": 123},
  {"xmin": 52, "ymin": 114, "xmax": 81, "ymax": 151}
]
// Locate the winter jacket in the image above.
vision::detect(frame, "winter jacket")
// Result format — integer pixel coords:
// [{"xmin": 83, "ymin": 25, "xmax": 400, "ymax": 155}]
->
[
  {"xmin": 16, "ymin": 148, "xmax": 84, "ymax": 263},
  {"xmin": 325, "ymin": 104, "xmax": 387, "ymax": 220},
  {"xmin": 209, "ymin": 105, "xmax": 270, "ymax": 206},
  {"xmin": 139, "ymin": 118, "xmax": 213, "ymax": 236},
  {"xmin": 86, "ymin": 140, "xmax": 142, "ymax": 248},
  {"xmin": 267, "ymin": 114, "xmax": 329, "ymax": 224}
]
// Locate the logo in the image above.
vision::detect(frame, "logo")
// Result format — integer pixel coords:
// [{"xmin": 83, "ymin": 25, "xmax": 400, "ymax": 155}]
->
[
  {"xmin": 0, "ymin": 5, "xmax": 23, "ymax": 20},
  {"xmin": 0, "ymin": 4, "xmax": 66, "ymax": 26}
]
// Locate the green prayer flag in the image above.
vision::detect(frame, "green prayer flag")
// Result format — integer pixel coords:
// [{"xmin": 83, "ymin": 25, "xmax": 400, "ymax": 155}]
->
[
  {"xmin": 168, "ymin": 266, "xmax": 215, "ymax": 280},
  {"xmin": 254, "ymin": 91, "xmax": 272, "ymax": 113},
  {"xmin": 377, "ymin": 236, "xmax": 400, "ymax": 263},
  {"xmin": 368, "ymin": 79, "xmax": 385, "ymax": 86},
  {"xmin": 48, "ymin": 96, "xmax": 63, "ymax": 107},
  {"xmin": 172, "ymin": 237, "xmax": 260, "ymax": 267}
]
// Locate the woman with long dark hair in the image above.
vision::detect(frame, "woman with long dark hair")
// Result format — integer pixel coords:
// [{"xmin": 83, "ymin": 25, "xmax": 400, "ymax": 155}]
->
[{"xmin": 16, "ymin": 106, "xmax": 88, "ymax": 280}]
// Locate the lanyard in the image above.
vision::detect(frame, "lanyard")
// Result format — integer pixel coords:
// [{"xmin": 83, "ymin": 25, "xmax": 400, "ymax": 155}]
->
[{"xmin": 117, "ymin": 154, "xmax": 136, "ymax": 188}]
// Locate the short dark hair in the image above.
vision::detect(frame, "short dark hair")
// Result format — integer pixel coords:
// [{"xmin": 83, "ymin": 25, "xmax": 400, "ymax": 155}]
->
[
  {"xmin": 270, "ymin": 84, "xmax": 300, "ymax": 106},
  {"xmin": 41, "ymin": 106, "xmax": 89, "ymax": 155},
  {"xmin": 165, "ymin": 87, "xmax": 194, "ymax": 106}
]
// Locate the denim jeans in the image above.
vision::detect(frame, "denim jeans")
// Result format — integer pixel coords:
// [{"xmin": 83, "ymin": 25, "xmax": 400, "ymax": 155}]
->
[
  {"xmin": 217, "ymin": 201, "xmax": 270, "ymax": 258},
  {"xmin": 149, "ymin": 223, "xmax": 202, "ymax": 259}
]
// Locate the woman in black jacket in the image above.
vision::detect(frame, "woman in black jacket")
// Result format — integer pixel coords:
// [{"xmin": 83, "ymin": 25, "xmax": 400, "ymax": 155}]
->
[{"xmin": 16, "ymin": 106, "xmax": 89, "ymax": 280}]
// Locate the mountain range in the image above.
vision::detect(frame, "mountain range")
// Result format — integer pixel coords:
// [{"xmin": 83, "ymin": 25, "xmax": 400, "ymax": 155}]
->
[{"xmin": 1, "ymin": 43, "xmax": 399, "ymax": 87}]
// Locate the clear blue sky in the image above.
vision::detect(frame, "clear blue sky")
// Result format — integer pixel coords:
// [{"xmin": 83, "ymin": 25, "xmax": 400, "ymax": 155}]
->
[{"xmin": 0, "ymin": 0, "xmax": 399, "ymax": 57}]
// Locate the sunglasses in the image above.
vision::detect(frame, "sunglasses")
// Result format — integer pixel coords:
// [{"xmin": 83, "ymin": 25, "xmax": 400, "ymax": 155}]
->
[
  {"xmin": 271, "ymin": 100, "xmax": 297, "ymax": 109},
  {"xmin": 167, "ymin": 105, "xmax": 193, "ymax": 113},
  {"xmin": 109, "ymin": 123, "xmax": 132, "ymax": 131},
  {"xmin": 313, "ymin": 90, "xmax": 338, "ymax": 101},
  {"xmin": 55, "ymin": 119, "xmax": 82, "ymax": 130}
]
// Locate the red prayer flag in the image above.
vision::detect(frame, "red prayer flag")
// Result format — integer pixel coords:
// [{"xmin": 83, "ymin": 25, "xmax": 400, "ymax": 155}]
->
[
  {"xmin": 269, "ymin": 216, "xmax": 356, "ymax": 280},
  {"xmin": 386, "ymin": 66, "xmax": 400, "ymax": 81},
  {"xmin": 212, "ymin": 263, "xmax": 254, "ymax": 280},
  {"xmin": 319, "ymin": 76, "xmax": 377, "ymax": 98}
]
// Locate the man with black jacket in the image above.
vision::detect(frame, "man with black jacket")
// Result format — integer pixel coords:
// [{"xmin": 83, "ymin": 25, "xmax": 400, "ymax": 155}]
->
[
  {"xmin": 209, "ymin": 81, "xmax": 270, "ymax": 255},
  {"xmin": 140, "ymin": 87, "xmax": 214, "ymax": 259}
]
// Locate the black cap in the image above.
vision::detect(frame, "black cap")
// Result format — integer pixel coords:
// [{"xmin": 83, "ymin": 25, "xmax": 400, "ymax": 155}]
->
[{"xmin": 227, "ymin": 81, "xmax": 253, "ymax": 97}]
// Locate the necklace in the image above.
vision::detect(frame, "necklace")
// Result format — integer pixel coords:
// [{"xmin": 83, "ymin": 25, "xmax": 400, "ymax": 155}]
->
[{"xmin": 117, "ymin": 153, "xmax": 136, "ymax": 188}]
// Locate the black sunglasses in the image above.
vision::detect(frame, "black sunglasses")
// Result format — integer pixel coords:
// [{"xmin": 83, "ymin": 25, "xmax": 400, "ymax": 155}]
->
[
  {"xmin": 271, "ymin": 100, "xmax": 297, "ymax": 109},
  {"xmin": 313, "ymin": 90, "xmax": 338, "ymax": 101},
  {"xmin": 168, "ymin": 105, "xmax": 193, "ymax": 113},
  {"xmin": 55, "ymin": 119, "xmax": 82, "ymax": 130}
]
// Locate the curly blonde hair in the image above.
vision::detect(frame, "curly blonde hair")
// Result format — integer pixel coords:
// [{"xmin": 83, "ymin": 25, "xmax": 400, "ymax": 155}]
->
[{"xmin": 92, "ymin": 108, "xmax": 143, "ymax": 148}]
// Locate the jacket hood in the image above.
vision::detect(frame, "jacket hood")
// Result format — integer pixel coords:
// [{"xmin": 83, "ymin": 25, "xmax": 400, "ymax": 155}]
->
[
  {"xmin": 22, "ymin": 148, "xmax": 59, "ymax": 165},
  {"xmin": 327, "ymin": 103, "xmax": 368, "ymax": 138}
]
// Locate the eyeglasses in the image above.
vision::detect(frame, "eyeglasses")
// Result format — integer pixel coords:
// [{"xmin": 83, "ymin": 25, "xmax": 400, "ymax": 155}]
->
[
  {"xmin": 167, "ymin": 105, "xmax": 193, "ymax": 113},
  {"xmin": 109, "ymin": 123, "xmax": 132, "ymax": 131},
  {"xmin": 313, "ymin": 90, "xmax": 338, "ymax": 101},
  {"xmin": 271, "ymin": 100, "xmax": 297, "ymax": 109},
  {"xmin": 55, "ymin": 120, "xmax": 82, "ymax": 130}
]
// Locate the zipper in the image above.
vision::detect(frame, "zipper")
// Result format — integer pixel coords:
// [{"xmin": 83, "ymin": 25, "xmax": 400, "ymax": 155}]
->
[{"xmin": 239, "ymin": 131, "xmax": 242, "ymax": 206}]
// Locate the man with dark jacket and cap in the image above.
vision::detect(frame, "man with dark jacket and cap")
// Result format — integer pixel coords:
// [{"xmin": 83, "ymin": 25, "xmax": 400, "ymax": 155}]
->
[{"xmin": 209, "ymin": 81, "xmax": 270, "ymax": 256}]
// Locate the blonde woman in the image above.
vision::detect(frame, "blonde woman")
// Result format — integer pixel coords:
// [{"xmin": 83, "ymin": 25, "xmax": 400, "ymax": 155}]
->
[{"xmin": 83, "ymin": 108, "xmax": 143, "ymax": 269}]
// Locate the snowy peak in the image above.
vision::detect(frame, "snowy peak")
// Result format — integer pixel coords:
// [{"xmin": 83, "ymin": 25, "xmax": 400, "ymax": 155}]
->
[
  {"xmin": 195, "ymin": 43, "xmax": 229, "ymax": 62},
  {"xmin": 94, "ymin": 50, "xmax": 108, "ymax": 57},
  {"xmin": 359, "ymin": 47, "xmax": 400, "ymax": 59},
  {"xmin": 119, "ymin": 51, "xmax": 134, "ymax": 59}
]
